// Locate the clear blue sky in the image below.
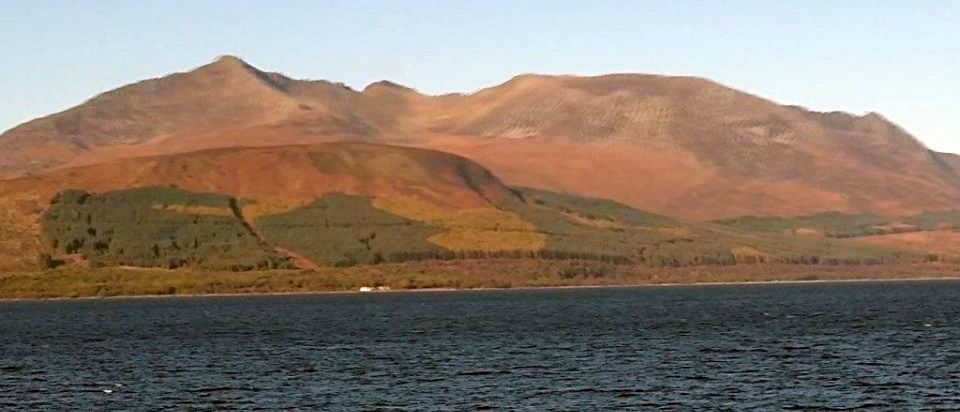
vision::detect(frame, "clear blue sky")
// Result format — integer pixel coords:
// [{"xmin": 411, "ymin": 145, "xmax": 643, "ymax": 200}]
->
[{"xmin": 2, "ymin": 1, "xmax": 958, "ymax": 152}]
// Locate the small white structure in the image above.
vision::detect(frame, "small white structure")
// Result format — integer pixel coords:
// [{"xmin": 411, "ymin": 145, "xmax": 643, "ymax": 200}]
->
[{"xmin": 359, "ymin": 286, "xmax": 374, "ymax": 292}]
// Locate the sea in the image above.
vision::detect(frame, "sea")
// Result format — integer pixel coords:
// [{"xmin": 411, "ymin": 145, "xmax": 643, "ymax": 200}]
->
[{"xmin": 2, "ymin": 280, "xmax": 959, "ymax": 410}]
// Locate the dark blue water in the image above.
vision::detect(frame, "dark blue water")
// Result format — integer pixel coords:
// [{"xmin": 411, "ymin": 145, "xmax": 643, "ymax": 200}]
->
[{"xmin": 2, "ymin": 281, "xmax": 960, "ymax": 410}]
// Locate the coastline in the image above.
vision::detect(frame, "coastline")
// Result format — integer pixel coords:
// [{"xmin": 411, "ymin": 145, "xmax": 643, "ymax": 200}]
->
[{"xmin": 4, "ymin": 275, "xmax": 960, "ymax": 303}]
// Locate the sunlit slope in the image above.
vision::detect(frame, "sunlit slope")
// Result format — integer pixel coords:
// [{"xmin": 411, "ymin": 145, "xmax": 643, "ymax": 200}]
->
[
  {"xmin": 0, "ymin": 142, "xmax": 926, "ymax": 270},
  {"xmin": 3, "ymin": 56, "xmax": 959, "ymax": 219},
  {"xmin": 714, "ymin": 211, "xmax": 960, "ymax": 238},
  {"xmin": 713, "ymin": 211, "xmax": 960, "ymax": 262},
  {"xmin": 0, "ymin": 142, "xmax": 516, "ymax": 268},
  {"xmin": 0, "ymin": 194, "xmax": 44, "ymax": 270}
]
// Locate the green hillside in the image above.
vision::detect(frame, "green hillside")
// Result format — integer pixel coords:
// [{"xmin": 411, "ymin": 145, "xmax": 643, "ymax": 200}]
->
[
  {"xmin": 904, "ymin": 210, "xmax": 960, "ymax": 230},
  {"xmin": 35, "ymin": 186, "xmax": 924, "ymax": 272},
  {"xmin": 42, "ymin": 187, "xmax": 290, "ymax": 270},
  {"xmin": 712, "ymin": 212, "xmax": 889, "ymax": 238},
  {"xmin": 714, "ymin": 210, "xmax": 960, "ymax": 239},
  {"xmin": 508, "ymin": 190, "xmax": 916, "ymax": 266},
  {"xmin": 256, "ymin": 194, "xmax": 443, "ymax": 266}
]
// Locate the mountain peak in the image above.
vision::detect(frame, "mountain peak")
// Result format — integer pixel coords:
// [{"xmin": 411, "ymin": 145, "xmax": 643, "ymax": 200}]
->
[
  {"xmin": 200, "ymin": 55, "xmax": 263, "ymax": 77},
  {"xmin": 363, "ymin": 80, "xmax": 416, "ymax": 93},
  {"xmin": 2, "ymin": 58, "xmax": 958, "ymax": 221},
  {"xmin": 212, "ymin": 54, "xmax": 249, "ymax": 66},
  {"xmin": 196, "ymin": 55, "xmax": 295, "ymax": 91}
]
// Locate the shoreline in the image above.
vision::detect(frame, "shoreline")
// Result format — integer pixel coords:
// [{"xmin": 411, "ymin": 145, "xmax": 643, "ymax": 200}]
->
[{"xmin": 4, "ymin": 275, "xmax": 960, "ymax": 303}]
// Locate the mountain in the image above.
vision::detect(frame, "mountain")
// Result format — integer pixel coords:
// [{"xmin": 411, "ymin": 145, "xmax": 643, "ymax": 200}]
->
[
  {"xmin": 0, "ymin": 142, "xmax": 511, "ymax": 212},
  {"xmin": 0, "ymin": 142, "xmax": 521, "ymax": 269},
  {"xmin": 1, "ymin": 56, "xmax": 958, "ymax": 221},
  {"xmin": 419, "ymin": 77, "xmax": 960, "ymax": 220},
  {"xmin": 0, "ymin": 142, "xmax": 922, "ymax": 271}
]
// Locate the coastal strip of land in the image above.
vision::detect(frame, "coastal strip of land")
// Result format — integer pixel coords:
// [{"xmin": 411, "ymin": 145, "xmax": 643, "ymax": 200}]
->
[{"xmin": 3, "ymin": 260, "xmax": 960, "ymax": 300}]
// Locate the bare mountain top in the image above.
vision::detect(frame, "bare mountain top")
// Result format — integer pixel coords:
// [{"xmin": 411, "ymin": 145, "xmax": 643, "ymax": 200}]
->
[{"xmin": 1, "ymin": 56, "xmax": 957, "ymax": 219}]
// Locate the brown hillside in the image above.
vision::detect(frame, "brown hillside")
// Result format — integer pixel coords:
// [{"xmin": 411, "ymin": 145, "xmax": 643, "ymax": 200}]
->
[
  {"xmin": 936, "ymin": 152, "xmax": 960, "ymax": 177},
  {"xmin": 0, "ymin": 142, "xmax": 511, "ymax": 211},
  {"xmin": 2, "ymin": 56, "xmax": 958, "ymax": 219},
  {"xmin": 419, "ymin": 75, "xmax": 960, "ymax": 219},
  {"xmin": 0, "ymin": 142, "xmax": 519, "ymax": 269},
  {"xmin": 858, "ymin": 230, "xmax": 960, "ymax": 260}
]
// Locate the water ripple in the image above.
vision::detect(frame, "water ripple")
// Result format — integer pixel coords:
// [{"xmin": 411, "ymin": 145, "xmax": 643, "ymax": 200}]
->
[{"xmin": 2, "ymin": 280, "xmax": 960, "ymax": 409}]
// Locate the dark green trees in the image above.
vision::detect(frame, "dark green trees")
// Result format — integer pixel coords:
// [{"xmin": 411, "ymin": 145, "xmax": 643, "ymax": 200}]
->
[{"xmin": 43, "ymin": 188, "xmax": 290, "ymax": 270}]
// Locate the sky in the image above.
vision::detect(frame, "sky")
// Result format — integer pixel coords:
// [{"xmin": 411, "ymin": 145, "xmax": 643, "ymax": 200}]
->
[{"xmin": 2, "ymin": 1, "xmax": 958, "ymax": 152}]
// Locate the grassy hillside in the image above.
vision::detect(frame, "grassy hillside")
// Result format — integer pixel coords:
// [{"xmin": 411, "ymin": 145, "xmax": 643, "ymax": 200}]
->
[
  {"xmin": 30, "ymin": 186, "xmax": 924, "ymax": 272},
  {"xmin": 0, "ymin": 140, "xmax": 939, "ymax": 273},
  {"xmin": 0, "ymin": 142, "xmax": 521, "ymax": 269},
  {"xmin": 256, "ymin": 194, "xmax": 443, "ymax": 266},
  {"xmin": 507, "ymin": 190, "xmax": 916, "ymax": 266},
  {"xmin": 714, "ymin": 211, "xmax": 960, "ymax": 239},
  {"xmin": 712, "ymin": 212, "xmax": 890, "ymax": 238},
  {"xmin": 256, "ymin": 184, "xmax": 920, "ymax": 269},
  {"xmin": 903, "ymin": 211, "xmax": 960, "ymax": 230},
  {"xmin": 0, "ymin": 194, "xmax": 44, "ymax": 270}
]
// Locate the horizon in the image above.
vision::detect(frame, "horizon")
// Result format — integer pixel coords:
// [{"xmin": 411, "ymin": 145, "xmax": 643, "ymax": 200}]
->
[{"xmin": 2, "ymin": 1, "xmax": 958, "ymax": 153}]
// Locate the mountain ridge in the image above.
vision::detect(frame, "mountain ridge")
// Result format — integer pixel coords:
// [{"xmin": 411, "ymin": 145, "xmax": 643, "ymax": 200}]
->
[{"xmin": 2, "ymin": 55, "xmax": 957, "ymax": 220}]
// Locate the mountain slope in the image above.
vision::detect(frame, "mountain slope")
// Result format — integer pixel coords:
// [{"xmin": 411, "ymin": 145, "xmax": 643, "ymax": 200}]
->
[
  {"xmin": 419, "ymin": 75, "xmax": 960, "ymax": 219},
  {"xmin": 0, "ymin": 142, "xmax": 512, "ymax": 213},
  {"xmin": 0, "ymin": 56, "xmax": 387, "ymax": 176},
  {"xmin": 935, "ymin": 152, "xmax": 960, "ymax": 177},
  {"xmin": 2, "ymin": 56, "xmax": 958, "ymax": 220},
  {"xmin": 0, "ymin": 142, "xmax": 921, "ymax": 271},
  {"xmin": 0, "ymin": 142, "xmax": 521, "ymax": 269}
]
